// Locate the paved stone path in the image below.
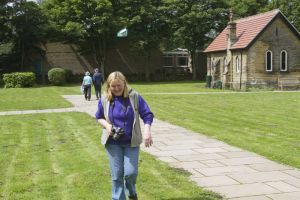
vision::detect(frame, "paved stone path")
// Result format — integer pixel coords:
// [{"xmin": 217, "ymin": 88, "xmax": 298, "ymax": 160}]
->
[{"xmin": 2, "ymin": 95, "xmax": 300, "ymax": 199}]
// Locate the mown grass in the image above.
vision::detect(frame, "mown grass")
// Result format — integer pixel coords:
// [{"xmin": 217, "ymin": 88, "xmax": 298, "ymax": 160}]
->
[
  {"xmin": 0, "ymin": 81, "xmax": 222, "ymax": 111},
  {"xmin": 0, "ymin": 85, "xmax": 81, "ymax": 111},
  {"xmin": 130, "ymin": 81, "xmax": 225, "ymax": 93},
  {"xmin": 142, "ymin": 91, "xmax": 300, "ymax": 169},
  {"xmin": 0, "ymin": 112, "xmax": 222, "ymax": 200}
]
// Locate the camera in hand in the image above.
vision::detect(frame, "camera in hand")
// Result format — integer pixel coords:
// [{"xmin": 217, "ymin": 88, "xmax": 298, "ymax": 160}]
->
[{"xmin": 111, "ymin": 126, "xmax": 125, "ymax": 140}]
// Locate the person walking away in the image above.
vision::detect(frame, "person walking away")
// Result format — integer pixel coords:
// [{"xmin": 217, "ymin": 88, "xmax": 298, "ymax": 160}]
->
[
  {"xmin": 95, "ymin": 71, "xmax": 154, "ymax": 200},
  {"xmin": 92, "ymin": 68, "xmax": 104, "ymax": 100},
  {"xmin": 82, "ymin": 71, "xmax": 92, "ymax": 101}
]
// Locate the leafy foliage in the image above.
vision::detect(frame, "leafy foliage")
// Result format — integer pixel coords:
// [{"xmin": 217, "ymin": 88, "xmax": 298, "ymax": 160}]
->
[
  {"xmin": 41, "ymin": 0, "xmax": 115, "ymax": 72},
  {"xmin": 3, "ymin": 72, "xmax": 36, "ymax": 88},
  {"xmin": 226, "ymin": 0, "xmax": 269, "ymax": 18},
  {"xmin": 1, "ymin": 0, "xmax": 300, "ymax": 80},
  {"xmin": 115, "ymin": 0, "xmax": 171, "ymax": 80},
  {"xmin": 267, "ymin": 0, "xmax": 300, "ymax": 31},
  {"xmin": 0, "ymin": 1, "xmax": 49, "ymax": 70},
  {"xmin": 0, "ymin": 1, "xmax": 13, "ymax": 44},
  {"xmin": 48, "ymin": 67, "xmax": 66, "ymax": 86},
  {"xmin": 167, "ymin": 0, "xmax": 228, "ymax": 79}
]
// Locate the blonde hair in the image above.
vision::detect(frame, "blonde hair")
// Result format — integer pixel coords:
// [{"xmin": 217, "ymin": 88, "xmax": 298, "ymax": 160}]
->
[{"xmin": 105, "ymin": 71, "xmax": 129, "ymax": 101}]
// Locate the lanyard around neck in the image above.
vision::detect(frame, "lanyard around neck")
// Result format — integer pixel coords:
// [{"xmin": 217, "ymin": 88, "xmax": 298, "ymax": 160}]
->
[{"xmin": 111, "ymin": 97, "xmax": 127, "ymax": 128}]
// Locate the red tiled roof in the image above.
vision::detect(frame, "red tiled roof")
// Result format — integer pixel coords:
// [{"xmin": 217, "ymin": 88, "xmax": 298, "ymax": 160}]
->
[{"xmin": 204, "ymin": 9, "xmax": 280, "ymax": 53}]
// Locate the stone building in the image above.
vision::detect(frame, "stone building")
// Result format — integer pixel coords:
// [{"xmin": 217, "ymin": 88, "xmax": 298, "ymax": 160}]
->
[{"xmin": 204, "ymin": 9, "xmax": 300, "ymax": 90}]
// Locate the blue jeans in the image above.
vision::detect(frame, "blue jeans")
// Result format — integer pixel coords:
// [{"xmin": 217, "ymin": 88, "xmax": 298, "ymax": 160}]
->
[{"xmin": 105, "ymin": 144, "xmax": 139, "ymax": 200}]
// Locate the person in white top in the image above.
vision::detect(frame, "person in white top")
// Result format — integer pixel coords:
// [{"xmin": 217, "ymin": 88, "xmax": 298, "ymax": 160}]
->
[{"xmin": 82, "ymin": 71, "xmax": 92, "ymax": 101}]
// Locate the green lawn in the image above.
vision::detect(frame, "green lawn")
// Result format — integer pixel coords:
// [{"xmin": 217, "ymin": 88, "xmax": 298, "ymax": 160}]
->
[
  {"xmin": 0, "ymin": 112, "xmax": 221, "ymax": 200},
  {"xmin": 142, "ymin": 91, "xmax": 300, "ymax": 168},
  {"xmin": 0, "ymin": 85, "xmax": 80, "ymax": 111},
  {"xmin": 130, "ymin": 81, "xmax": 225, "ymax": 93},
  {"xmin": 0, "ymin": 81, "xmax": 222, "ymax": 111}
]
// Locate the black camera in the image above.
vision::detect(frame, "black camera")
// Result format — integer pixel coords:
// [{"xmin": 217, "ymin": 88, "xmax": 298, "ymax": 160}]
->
[{"xmin": 111, "ymin": 126, "xmax": 125, "ymax": 140}]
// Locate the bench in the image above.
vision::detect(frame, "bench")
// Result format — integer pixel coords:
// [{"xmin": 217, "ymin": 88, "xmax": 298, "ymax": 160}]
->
[{"xmin": 278, "ymin": 78, "xmax": 300, "ymax": 90}]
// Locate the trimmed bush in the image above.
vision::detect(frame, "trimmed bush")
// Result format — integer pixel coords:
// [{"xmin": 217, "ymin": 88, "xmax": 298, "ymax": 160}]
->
[
  {"xmin": 48, "ymin": 68, "xmax": 66, "ymax": 85},
  {"xmin": 3, "ymin": 72, "xmax": 36, "ymax": 88}
]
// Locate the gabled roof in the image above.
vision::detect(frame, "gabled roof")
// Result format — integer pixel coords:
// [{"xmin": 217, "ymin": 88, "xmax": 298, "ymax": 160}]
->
[{"xmin": 204, "ymin": 9, "xmax": 300, "ymax": 53}]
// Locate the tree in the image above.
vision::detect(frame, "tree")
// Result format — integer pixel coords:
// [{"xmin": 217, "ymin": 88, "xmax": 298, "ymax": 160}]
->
[
  {"xmin": 226, "ymin": 0, "xmax": 269, "ymax": 18},
  {"xmin": 0, "ymin": 1, "xmax": 13, "ymax": 45},
  {"xmin": 12, "ymin": 1, "xmax": 49, "ymax": 70},
  {"xmin": 267, "ymin": 0, "xmax": 300, "ymax": 31},
  {"xmin": 114, "ymin": 0, "xmax": 171, "ymax": 81},
  {"xmin": 42, "ymin": 0, "xmax": 115, "ymax": 75},
  {"xmin": 0, "ymin": 0, "xmax": 48, "ymax": 71},
  {"xmin": 169, "ymin": 0, "xmax": 228, "ymax": 79}
]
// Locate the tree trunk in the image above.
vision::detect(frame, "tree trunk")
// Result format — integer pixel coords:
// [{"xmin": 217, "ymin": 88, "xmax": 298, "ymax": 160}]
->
[
  {"xmin": 191, "ymin": 50, "xmax": 197, "ymax": 80},
  {"xmin": 101, "ymin": 34, "xmax": 107, "ymax": 77},
  {"xmin": 21, "ymin": 40, "xmax": 24, "ymax": 71},
  {"xmin": 145, "ymin": 53, "xmax": 150, "ymax": 82}
]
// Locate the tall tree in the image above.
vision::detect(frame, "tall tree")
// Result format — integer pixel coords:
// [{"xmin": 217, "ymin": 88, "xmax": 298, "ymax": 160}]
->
[
  {"xmin": 114, "ymin": 0, "xmax": 170, "ymax": 81},
  {"xmin": 267, "ymin": 0, "xmax": 300, "ymax": 31},
  {"xmin": 42, "ymin": 0, "xmax": 115, "ymax": 74},
  {"xmin": 170, "ymin": 0, "xmax": 228, "ymax": 79},
  {"xmin": 0, "ymin": 1, "xmax": 13, "ymax": 45},
  {"xmin": 11, "ymin": 1, "xmax": 49, "ymax": 70},
  {"xmin": 226, "ymin": 0, "xmax": 269, "ymax": 18},
  {"xmin": 0, "ymin": 0, "xmax": 48, "ymax": 71}
]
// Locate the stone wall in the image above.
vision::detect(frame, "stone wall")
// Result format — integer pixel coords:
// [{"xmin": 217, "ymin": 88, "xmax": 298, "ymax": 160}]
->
[{"xmin": 247, "ymin": 16, "xmax": 300, "ymax": 89}]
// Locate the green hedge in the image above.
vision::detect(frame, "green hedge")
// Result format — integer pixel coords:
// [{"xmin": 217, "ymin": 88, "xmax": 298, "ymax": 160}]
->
[
  {"xmin": 48, "ymin": 68, "xmax": 66, "ymax": 85},
  {"xmin": 3, "ymin": 72, "xmax": 36, "ymax": 88}
]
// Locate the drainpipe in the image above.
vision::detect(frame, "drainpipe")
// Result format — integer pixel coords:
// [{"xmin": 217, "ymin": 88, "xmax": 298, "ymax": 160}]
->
[{"xmin": 240, "ymin": 51, "xmax": 243, "ymax": 90}]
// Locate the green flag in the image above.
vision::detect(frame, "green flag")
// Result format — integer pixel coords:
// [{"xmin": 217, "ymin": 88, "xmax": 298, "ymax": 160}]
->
[{"xmin": 117, "ymin": 28, "xmax": 128, "ymax": 37}]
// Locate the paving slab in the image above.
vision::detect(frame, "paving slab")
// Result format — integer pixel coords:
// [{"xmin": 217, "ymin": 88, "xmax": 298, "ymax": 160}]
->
[
  {"xmin": 267, "ymin": 192, "xmax": 300, "ymax": 200},
  {"xmin": 208, "ymin": 183, "xmax": 280, "ymax": 198},
  {"xmin": 265, "ymin": 181, "xmax": 300, "ymax": 192},
  {"xmin": 192, "ymin": 175, "xmax": 240, "ymax": 187},
  {"xmin": 228, "ymin": 171, "xmax": 294, "ymax": 184},
  {"xmin": 230, "ymin": 196, "xmax": 271, "ymax": 200}
]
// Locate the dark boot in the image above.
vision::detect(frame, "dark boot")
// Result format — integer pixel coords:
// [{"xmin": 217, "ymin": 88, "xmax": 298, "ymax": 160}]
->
[{"xmin": 128, "ymin": 194, "xmax": 138, "ymax": 200}]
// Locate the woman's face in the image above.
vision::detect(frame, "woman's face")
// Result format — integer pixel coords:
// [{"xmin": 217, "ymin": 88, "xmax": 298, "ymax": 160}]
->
[{"xmin": 109, "ymin": 79, "xmax": 125, "ymax": 96}]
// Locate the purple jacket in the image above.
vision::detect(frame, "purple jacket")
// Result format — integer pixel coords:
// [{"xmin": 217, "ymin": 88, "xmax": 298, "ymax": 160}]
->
[{"xmin": 95, "ymin": 95, "xmax": 153, "ymax": 145}]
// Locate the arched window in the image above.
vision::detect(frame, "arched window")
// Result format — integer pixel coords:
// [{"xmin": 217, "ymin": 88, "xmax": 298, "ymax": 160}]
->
[
  {"xmin": 236, "ymin": 56, "xmax": 240, "ymax": 72},
  {"xmin": 280, "ymin": 50, "xmax": 288, "ymax": 71},
  {"xmin": 265, "ymin": 50, "xmax": 272, "ymax": 71}
]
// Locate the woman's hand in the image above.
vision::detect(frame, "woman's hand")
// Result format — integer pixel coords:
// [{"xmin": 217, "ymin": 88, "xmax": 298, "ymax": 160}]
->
[
  {"xmin": 98, "ymin": 119, "xmax": 113, "ymax": 135},
  {"xmin": 106, "ymin": 123, "xmax": 113, "ymax": 135},
  {"xmin": 144, "ymin": 124, "xmax": 153, "ymax": 147}
]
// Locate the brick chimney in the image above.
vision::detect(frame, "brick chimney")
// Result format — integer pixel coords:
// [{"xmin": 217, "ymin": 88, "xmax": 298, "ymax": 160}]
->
[{"xmin": 227, "ymin": 9, "xmax": 237, "ymax": 47}]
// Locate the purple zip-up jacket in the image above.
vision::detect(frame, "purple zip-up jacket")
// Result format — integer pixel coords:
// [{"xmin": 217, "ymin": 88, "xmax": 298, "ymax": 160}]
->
[{"xmin": 95, "ymin": 95, "xmax": 154, "ymax": 145}]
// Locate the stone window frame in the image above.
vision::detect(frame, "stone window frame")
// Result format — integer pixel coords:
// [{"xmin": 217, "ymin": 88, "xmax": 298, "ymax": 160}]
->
[
  {"xmin": 280, "ymin": 50, "xmax": 288, "ymax": 71},
  {"xmin": 223, "ymin": 57, "xmax": 227, "ymax": 74},
  {"xmin": 236, "ymin": 56, "xmax": 240, "ymax": 73},
  {"xmin": 265, "ymin": 50, "xmax": 273, "ymax": 72}
]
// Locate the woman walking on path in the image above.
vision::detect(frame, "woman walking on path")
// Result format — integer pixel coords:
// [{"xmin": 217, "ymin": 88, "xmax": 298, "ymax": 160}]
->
[
  {"xmin": 82, "ymin": 71, "xmax": 92, "ymax": 101},
  {"xmin": 95, "ymin": 71, "xmax": 154, "ymax": 200}
]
